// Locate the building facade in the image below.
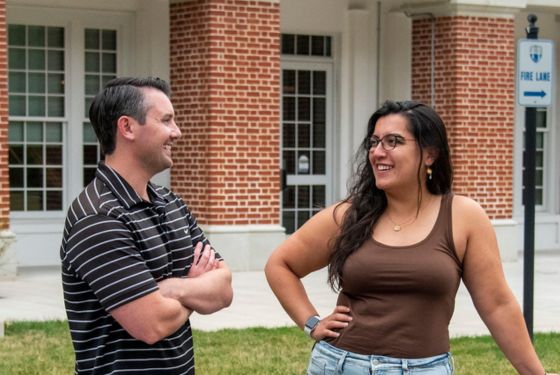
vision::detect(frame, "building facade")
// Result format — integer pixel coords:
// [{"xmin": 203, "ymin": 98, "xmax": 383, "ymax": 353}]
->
[{"xmin": 1, "ymin": 0, "xmax": 559, "ymax": 276}]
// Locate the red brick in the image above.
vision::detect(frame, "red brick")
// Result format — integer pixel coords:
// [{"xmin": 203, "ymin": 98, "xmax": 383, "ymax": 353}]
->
[
  {"xmin": 412, "ymin": 16, "xmax": 514, "ymax": 219},
  {"xmin": 169, "ymin": 0, "xmax": 280, "ymax": 225}
]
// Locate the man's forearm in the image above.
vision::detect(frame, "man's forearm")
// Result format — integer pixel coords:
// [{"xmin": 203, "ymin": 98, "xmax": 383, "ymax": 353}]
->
[{"xmin": 159, "ymin": 267, "xmax": 233, "ymax": 314}]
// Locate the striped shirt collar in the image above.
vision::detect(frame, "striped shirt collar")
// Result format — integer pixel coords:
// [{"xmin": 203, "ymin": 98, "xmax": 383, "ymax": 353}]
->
[{"xmin": 95, "ymin": 162, "xmax": 164, "ymax": 209}]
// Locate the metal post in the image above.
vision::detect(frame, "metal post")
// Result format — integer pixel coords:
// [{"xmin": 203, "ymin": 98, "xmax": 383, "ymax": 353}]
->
[{"xmin": 523, "ymin": 14, "xmax": 538, "ymax": 342}]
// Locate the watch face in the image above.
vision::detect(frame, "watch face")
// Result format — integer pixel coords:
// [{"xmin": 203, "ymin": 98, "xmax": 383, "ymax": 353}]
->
[{"xmin": 305, "ymin": 316, "xmax": 320, "ymax": 329}]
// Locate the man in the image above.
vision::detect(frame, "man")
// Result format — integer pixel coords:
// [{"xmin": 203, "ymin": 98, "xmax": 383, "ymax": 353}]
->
[{"xmin": 60, "ymin": 77, "xmax": 233, "ymax": 374}]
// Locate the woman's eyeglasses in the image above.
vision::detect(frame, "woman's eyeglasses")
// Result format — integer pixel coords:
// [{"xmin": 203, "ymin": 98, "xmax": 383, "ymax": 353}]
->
[{"xmin": 365, "ymin": 134, "xmax": 415, "ymax": 151}]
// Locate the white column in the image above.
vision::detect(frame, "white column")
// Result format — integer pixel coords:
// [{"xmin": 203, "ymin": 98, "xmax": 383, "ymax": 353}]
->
[
  {"xmin": 0, "ymin": 230, "xmax": 17, "ymax": 279},
  {"xmin": 339, "ymin": 7, "xmax": 377, "ymax": 198}
]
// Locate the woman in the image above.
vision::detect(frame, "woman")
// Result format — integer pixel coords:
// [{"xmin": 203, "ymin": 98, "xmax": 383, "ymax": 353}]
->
[{"xmin": 265, "ymin": 101, "xmax": 552, "ymax": 374}]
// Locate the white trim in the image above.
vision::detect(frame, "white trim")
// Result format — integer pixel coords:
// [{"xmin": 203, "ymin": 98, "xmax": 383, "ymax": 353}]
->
[
  {"xmin": 203, "ymin": 224, "xmax": 286, "ymax": 233},
  {"xmin": 203, "ymin": 225, "xmax": 285, "ymax": 271},
  {"xmin": 0, "ymin": 231, "xmax": 17, "ymax": 279},
  {"xmin": 492, "ymin": 219, "xmax": 519, "ymax": 261},
  {"xmin": 395, "ymin": 2, "xmax": 524, "ymax": 18}
]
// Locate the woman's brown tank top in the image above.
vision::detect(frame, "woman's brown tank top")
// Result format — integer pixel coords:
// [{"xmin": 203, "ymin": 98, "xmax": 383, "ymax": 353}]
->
[{"xmin": 328, "ymin": 193, "xmax": 463, "ymax": 358}]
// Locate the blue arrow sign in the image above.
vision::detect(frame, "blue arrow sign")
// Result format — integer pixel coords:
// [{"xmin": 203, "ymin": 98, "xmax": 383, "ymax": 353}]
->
[{"xmin": 523, "ymin": 90, "xmax": 546, "ymax": 98}]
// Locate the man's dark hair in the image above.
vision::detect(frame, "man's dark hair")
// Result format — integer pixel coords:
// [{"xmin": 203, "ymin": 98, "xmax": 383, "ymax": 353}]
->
[{"xmin": 88, "ymin": 77, "xmax": 171, "ymax": 155}]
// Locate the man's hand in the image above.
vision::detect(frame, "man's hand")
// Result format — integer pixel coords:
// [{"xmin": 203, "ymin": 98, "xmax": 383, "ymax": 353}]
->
[
  {"xmin": 187, "ymin": 242, "xmax": 220, "ymax": 278},
  {"xmin": 157, "ymin": 248, "xmax": 233, "ymax": 314}
]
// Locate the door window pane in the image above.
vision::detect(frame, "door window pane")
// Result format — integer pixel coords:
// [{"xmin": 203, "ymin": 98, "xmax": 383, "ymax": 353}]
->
[
  {"xmin": 47, "ymin": 27, "xmax": 64, "ymax": 48},
  {"xmin": 283, "ymin": 70, "xmax": 295, "ymax": 94},
  {"xmin": 48, "ymin": 74, "xmax": 64, "ymax": 93},
  {"xmin": 297, "ymin": 71, "xmax": 310, "ymax": 95},
  {"xmin": 28, "ymin": 26, "xmax": 45, "ymax": 47},
  {"xmin": 281, "ymin": 63, "xmax": 330, "ymax": 232},
  {"xmin": 313, "ymin": 151, "xmax": 326, "ymax": 174},
  {"xmin": 48, "ymin": 50, "xmax": 64, "ymax": 71},
  {"xmin": 522, "ymin": 108, "xmax": 547, "ymax": 207},
  {"xmin": 298, "ymin": 123, "xmax": 310, "ymax": 148},
  {"xmin": 281, "ymin": 183, "xmax": 327, "ymax": 234},
  {"xmin": 282, "ymin": 123, "xmax": 295, "ymax": 148},
  {"xmin": 28, "ymin": 49, "xmax": 45, "ymax": 70},
  {"xmin": 283, "ymin": 97, "xmax": 295, "ymax": 121}
]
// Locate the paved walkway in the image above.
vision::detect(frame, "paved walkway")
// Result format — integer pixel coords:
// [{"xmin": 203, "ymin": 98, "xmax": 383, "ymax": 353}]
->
[{"xmin": 1, "ymin": 253, "xmax": 559, "ymax": 337}]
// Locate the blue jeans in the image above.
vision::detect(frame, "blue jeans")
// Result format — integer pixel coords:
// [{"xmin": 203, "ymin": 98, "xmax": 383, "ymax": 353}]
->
[{"xmin": 307, "ymin": 341, "xmax": 454, "ymax": 375}]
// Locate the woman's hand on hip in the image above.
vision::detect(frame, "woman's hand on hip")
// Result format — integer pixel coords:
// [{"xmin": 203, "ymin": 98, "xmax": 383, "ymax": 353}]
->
[{"xmin": 311, "ymin": 305, "xmax": 352, "ymax": 341}]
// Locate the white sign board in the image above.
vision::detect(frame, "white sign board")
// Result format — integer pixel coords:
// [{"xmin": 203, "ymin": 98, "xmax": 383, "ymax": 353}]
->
[{"xmin": 517, "ymin": 39, "xmax": 554, "ymax": 107}]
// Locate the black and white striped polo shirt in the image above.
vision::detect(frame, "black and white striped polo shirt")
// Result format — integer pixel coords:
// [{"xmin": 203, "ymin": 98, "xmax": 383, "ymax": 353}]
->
[{"xmin": 60, "ymin": 162, "xmax": 219, "ymax": 374}]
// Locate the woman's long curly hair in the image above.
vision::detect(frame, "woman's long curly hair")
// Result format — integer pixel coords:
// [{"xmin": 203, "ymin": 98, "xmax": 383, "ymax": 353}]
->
[{"xmin": 327, "ymin": 100, "xmax": 453, "ymax": 291}]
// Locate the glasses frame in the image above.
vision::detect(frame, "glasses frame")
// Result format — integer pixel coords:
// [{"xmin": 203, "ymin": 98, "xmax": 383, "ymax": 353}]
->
[{"xmin": 365, "ymin": 134, "xmax": 416, "ymax": 151}]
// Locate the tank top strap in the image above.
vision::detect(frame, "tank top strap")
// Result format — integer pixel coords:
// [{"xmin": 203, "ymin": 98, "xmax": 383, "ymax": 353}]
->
[{"xmin": 439, "ymin": 192, "xmax": 461, "ymax": 267}]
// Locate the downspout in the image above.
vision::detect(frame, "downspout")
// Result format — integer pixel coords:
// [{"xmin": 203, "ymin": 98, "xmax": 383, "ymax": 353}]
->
[
  {"xmin": 376, "ymin": 1, "xmax": 381, "ymax": 107},
  {"xmin": 405, "ymin": 11, "xmax": 435, "ymax": 107}
]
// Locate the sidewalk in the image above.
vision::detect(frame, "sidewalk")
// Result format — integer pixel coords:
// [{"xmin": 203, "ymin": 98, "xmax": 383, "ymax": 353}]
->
[{"xmin": 1, "ymin": 253, "xmax": 559, "ymax": 337}]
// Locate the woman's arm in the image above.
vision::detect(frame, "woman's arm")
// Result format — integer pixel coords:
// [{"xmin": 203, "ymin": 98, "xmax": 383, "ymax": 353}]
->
[
  {"xmin": 455, "ymin": 196, "xmax": 546, "ymax": 375},
  {"xmin": 265, "ymin": 203, "xmax": 352, "ymax": 339}
]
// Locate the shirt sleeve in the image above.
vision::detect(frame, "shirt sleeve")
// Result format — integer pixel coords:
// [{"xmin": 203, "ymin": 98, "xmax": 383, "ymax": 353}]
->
[{"xmin": 62, "ymin": 214, "xmax": 159, "ymax": 312}]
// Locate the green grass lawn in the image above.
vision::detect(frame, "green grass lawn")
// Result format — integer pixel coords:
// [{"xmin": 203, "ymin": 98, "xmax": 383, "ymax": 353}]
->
[{"xmin": 0, "ymin": 321, "xmax": 558, "ymax": 374}]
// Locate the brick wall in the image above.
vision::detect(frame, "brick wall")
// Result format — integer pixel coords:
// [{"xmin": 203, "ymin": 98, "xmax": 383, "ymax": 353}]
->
[
  {"xmin": 412, "ymin": 16, "xmax": 515, "ymax": 219},
  {"xmin": 0, "ymin": 0, "xmax": 9, "ymax": 230},
  {"xmin": 169, "ymin": 0, "xmax": 280, "ymax": 225}
]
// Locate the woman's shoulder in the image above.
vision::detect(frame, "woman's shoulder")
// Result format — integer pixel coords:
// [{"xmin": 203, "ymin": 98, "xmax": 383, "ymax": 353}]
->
[
  {"xmin": 450, "ymin": 193, "xmax": 490, "ymax": 223},
  {"xmin": 308, "ymin": 201, "xmax": 350, "ymax": 228}
]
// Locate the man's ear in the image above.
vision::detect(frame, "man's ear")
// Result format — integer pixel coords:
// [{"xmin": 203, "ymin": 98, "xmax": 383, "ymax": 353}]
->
[{"xmin": 116, "ymin": 116, "xmax": 135, "ymax": 141}]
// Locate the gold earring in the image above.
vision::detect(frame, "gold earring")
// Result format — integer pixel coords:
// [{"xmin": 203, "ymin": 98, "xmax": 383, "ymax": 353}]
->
[{"xmin": 427, "ymin": 166, "xmax": 433, "ymax": 180}]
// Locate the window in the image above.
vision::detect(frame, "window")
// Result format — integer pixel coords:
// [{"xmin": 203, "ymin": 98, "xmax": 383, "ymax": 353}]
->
[
  {"xmin": 8, "ymin": 25, "xmax": 65, "ymax": 211},
  {"xmin": 522, "ymin": 108, "xmax": 547, "ymax": 207},
  {"xmin": 6, "ymin": 9, "xmax": 126, "ymax": 214},
  {"xmin": 281, "ymin": 34, "xmax": 332, "ymax": 57},
  {"xmin": 83, "ymin": 28, "xmax": 116, "ymax": 186}
]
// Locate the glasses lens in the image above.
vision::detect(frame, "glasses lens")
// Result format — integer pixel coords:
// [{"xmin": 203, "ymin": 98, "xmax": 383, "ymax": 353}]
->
[{"xmin": 384, "ymin": 135, "xmax": 398, "ymax": 150}]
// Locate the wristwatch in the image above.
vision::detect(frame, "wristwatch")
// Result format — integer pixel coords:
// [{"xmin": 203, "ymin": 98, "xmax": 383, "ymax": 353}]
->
[{"xmin": 303, "ymin": 315, "xmax": 321, "ymax": 338}]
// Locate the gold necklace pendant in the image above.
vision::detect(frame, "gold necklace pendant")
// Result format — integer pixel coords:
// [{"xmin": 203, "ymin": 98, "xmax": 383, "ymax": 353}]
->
[{"xmin": 393, "ymin": 224, "xmax": 402, "ymax": 232}]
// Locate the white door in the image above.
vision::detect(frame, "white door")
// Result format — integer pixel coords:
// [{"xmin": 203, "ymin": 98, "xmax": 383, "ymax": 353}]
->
[{"xmin": 281, "ymin": 61, "xmax": 333, "ymax": 234}]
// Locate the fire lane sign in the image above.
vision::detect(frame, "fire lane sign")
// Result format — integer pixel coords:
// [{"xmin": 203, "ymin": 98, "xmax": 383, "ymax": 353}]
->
[{"xmin": 517, "ymin": 39, "xmax": 554, "ymax": 107}]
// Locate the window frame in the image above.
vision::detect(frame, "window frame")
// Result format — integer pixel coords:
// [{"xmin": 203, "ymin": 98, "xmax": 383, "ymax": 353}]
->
[
  {"xmin": 7, "ymin": 5, "xmax": 133, "ymax": 219},
  {"xmin": 514, "ymin": 104, "xmax": 557, "ymax": 217}
]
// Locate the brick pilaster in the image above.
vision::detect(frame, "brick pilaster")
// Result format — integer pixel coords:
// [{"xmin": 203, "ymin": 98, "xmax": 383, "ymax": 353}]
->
[
  {"xmin": 0, "ymin": 0, "xmax": 9, "ymax": 230},
  {"xmin": 169, "ymin": 0, "xmax": 280, "ymax": 226},
  {"xmin": 412, "ymin": 16, "xmax": 515, "ymax": 219}
]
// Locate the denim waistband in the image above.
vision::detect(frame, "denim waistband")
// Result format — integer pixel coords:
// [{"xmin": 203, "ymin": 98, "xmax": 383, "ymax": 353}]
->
[{"xmin": 314, "ymin": 340, "xmax": 452, "ymax": 369}]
